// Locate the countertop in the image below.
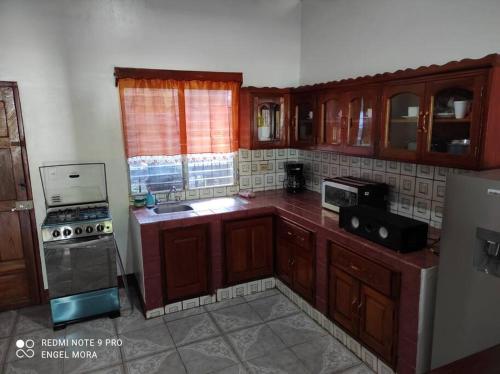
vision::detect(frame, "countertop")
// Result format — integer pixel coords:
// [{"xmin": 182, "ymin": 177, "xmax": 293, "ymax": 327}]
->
[{"xmin": 130, "ymin": 190, "xmax": 439, "ymax": 270}]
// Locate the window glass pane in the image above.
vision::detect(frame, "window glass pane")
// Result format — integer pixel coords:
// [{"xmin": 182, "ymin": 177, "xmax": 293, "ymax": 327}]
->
[
  {"xmin": 187, "ymin": 153, "xmax": 235, "ymax": 189},
  {"xmin": 128, "ymin": 155, "xmax": 183, "ymax": 194}
]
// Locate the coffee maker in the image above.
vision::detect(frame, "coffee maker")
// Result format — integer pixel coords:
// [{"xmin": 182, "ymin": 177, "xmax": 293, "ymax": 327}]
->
[{"xmin": 284, "ymin": 162, "xmax": 306, "ymax": 193}]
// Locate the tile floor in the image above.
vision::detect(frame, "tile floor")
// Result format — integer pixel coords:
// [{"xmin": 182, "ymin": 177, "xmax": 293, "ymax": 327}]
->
[{"xmin": 0, "ymin": 288, "xmax": 374, "ymax": 374}]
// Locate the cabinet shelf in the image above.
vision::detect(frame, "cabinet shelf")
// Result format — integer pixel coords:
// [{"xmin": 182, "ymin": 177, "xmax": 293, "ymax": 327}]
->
[
  {"xmin": 432, "ymin": 118, "xmax": 471, "ymax": 124},
  {"xmin": 389, "ymin": 118, "xmax": 419, "ymax": 124}
]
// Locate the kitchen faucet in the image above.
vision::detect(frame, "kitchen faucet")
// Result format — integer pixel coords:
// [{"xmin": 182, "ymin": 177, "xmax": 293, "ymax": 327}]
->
[{"xmin": 166, "ymin": 185, "xmax": 177, "ymax": 202}]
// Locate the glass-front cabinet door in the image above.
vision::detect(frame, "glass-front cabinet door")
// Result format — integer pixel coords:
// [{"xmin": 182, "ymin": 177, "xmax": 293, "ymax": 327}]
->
[
  {"xmin": 345, "ymin": 89, "xmax": 378, "ymax": 156},
  {"xmin": 318, "ymin": 90, "xmax": 344, "ymax": 149},
  {"xmin": 253, "ymin": 95, "xmax": 286, "ymax": 148},
  {"xmin": 421, "ymin": 74, "xmax": 486, "ymax": 168},
  {"xmin": 380, "ymin": 83, "xmax": 426, "ymax": 161},
  {"xmin": 292, "ymin": 92, "xmax": 317, "ymax": 147}
]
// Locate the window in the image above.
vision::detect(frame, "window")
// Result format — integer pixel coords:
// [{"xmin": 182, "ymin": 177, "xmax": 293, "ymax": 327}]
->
[{"xmin": 117, "ymin": 68, "xmax": 242, "ymax": 194}]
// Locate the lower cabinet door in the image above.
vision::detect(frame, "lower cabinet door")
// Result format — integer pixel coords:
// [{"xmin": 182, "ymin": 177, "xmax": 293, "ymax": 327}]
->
[
  {"xmin": 292, "ymin": 247, "xmax": 314, "ymax": 302},
  {"xmin": 163, "ymin": 225, "xmax": 209, "ymax": 302},
  {"xmin": 329, "ymin": 266, "xmax": 359, "ymax": 336},
  {"xmin": 358, "ymin": 284, "xmax": 396, "ymax": 364},
  {"xmin": 224, "ymin": 216, "xmax": 273, "ymax": 285},
  {"xmin": 276, "ymin": 241, "xmax": 292, "ymax": 286}
]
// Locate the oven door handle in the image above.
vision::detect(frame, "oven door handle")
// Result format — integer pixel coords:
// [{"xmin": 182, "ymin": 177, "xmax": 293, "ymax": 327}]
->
[{"xmin": 44, "ymin": 235, "xmax": 115, "ymax": 249}]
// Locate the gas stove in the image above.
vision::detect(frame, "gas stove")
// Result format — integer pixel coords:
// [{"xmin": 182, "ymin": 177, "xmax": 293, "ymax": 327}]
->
[{"xmin": 41, "ymin": 204, "xmax": 113, "ymax": 242}]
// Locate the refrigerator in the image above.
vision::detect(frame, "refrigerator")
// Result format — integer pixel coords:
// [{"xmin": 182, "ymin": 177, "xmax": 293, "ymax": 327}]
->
[{"xmin": 431, "ymin": 169, "xmax": 500, "ymax": 369}]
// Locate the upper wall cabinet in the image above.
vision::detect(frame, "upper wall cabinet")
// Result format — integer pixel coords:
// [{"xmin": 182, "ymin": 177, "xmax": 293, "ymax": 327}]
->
[
  {"xmin": 291, "ymin": 92, "xmax": 317, "ymax": 147},
  {"xmin": 239, "ymin": 87, "xmax": 290, "ymax": 149},
  {"xmin": 380, "ymin": 72, "xmax": 487, "ymax": 168},
  {"xmin": 318, "ymin": 87, "xmax": 379, "ymax": 156}
]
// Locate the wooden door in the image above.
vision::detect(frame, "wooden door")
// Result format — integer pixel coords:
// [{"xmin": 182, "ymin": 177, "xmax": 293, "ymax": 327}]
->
[
  {"xmin": 0, "ymin": 82, "xmax": 41, "ymax": 310},
  {"xmin": 317, "ymin": 89, "xmax": 345, "ymax": 151},
  {"xmin": 358, "ymin": 284, "xmax": 397, "ymax": 364},
  {"xmin": 275, "ymin": 240, "xmax": 292, "ymax": 286},
  {"xmin": 329, "ymin": 266, "xmax": 359, "ymax": 336},
  {"xmin": 344, "ymin": 88, "xmax": 379, "ymax": 156},
  {"xmin": 163, "ymin": 225, "xmax": 208, "ymax": 302},
  {"xmin": 224, "ymin": 216, "xmax": 273, "ymax": 285},
  {"xmin": 292, "ymin": 246, "xmax": 314, "ymax": 303},
  {"xmin": 291, "ymin": 92, "xmax": 317, "ymax": 147},
  {"xmin": 420, "ymin": 73, "xmax": 487, "ymax": 169},
  {"xmin": 379, "ymin": 83, "xmax": 426, "ymax": 162}
]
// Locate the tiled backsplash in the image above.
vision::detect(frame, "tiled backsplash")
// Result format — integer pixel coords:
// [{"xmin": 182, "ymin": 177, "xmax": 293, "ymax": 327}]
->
[
  {"xmin": 238, "ymin": 148, "xmax": 299, "ymax": 191},
  {"xmin": 298, "ymin": 149, "xmax": 470, "ymax": 229}
]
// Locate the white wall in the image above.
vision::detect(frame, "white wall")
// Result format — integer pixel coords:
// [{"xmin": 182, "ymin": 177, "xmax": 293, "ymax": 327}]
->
[
  {"xmin": 300, "ymin": 0, "xmax": 500, "ymax": 84},
  {"xmin": 0, "ymin": 0, "xmax": 301, "ymax": 286}
]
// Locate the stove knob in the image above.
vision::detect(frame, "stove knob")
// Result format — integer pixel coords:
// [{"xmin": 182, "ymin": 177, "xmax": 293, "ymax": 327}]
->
[
  {"xmin": 96, "ymin": 224, "xmax": 104, "ymax": 232},
  {"xmin": 75, "ymin": 227, "xmax": 82, "ymax": 235},
  {"xmin": 63, "ymin": 228, "xmax": 72, "ymax": 236},
  {"xmin": 85, "ymin": 226, "xmax": 93, "ymax": 234},
  {"xmin": 52, "ymin": 230, "xmax": 61, "ymax": 238}
]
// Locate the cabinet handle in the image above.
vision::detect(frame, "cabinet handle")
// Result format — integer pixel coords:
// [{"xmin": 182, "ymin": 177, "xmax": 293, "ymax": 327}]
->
[
  {"xmin": 287, "ymin": 231, "xmax": 293, "ymax": 236},
  {"xmin": 350, "ymin": 264, "xmax": 360, "ymax": 272},
  {"xmin": 422, "ymin": 111, "xmax": 429, "ymax": 133},
  {"xmin": 290, "ymin": 258, "xmax": 295, "ymax": 267},
  {"xmin": 358, "ymin": 300, "xmax": 364, "ymax": 311}
]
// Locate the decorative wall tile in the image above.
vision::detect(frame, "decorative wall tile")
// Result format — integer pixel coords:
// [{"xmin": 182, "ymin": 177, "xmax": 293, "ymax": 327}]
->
[
  {"xmin": 340, "ymin": 166, "xmax": 349, "ymax": 177},
  {"xmin": 321, "ymin": 162, "xmax": 330, "ymax": 176},
  {"xmin": 361, "ymin": 158, "xmax": 373, "ymax": 170},
  {"xmin": 373, "ymin": 159, "xmax": 386, "ymax": 172},
  {"xmin": 313, "ymin": 161, "xmax": 321, "ymax": 174},
  {"xmin": 360, "ymin": 169, "xmax": 372, "ymax": 180},
  {"xmin": 182, "ymin": 297, "xmax": 200, "ymax": 310},
  {"xmin": 277, "ymin": 173, "xmax": 286, "ymax": 185},
  {"xmin": 239, "ymin": 176, "xmax": 251, "ymax": 190},
  {"xmin": 432, "ymin": 180, "xmax": 446, "ymax": 202},
  {"xmin": 267, "ymin": 160, "xmax": 276, "ymax": 172},
  {"xmin": 199, "ymin": 295, "xmax": 216, "ymax": 305},
  {"xmin": 361, "ymin": 347, "xmax": 378, "ymax": 371},
  {"xmin": 413, "ymin": 197, "xmax": 431, "ymax": 220},
  {"xmin": 400, "ymin": 162, "xmax": 417, "ymax": 176},
  {"xmin": 186, "ymin": 189, "xmax": 200, "ymax": 200},
  {"xmin": 145, "ymin": 307, "xmax": 165, "ymax": 319},
  {"xmin": 385, "ymin": 173, "xmax": 400, "ymax": 191},
  {"xmin": 416, "ymin": 164, "xmax": 435, "ymax": 179},
  {"xmin": 263, "ymin": 149, "xmax": 275, "ymax": 160},
  {"xmin": 276, "ymin": 160, "xmax": 286, "ymax": 173},
  {"xmin": 399, "ymin": 175, "xmax": 416, "ymax": 196},
  {"xmin": 372, "ymin": 171, "xmax": 385, "ymax": 184},
  {"xmin": 340, "ymin": 155, "xmax": 350, "ymax": 166},
  {"xmin": 239, "ymin": 162, "xmax": 251, "ymax": 176},
  {"xmin": 322, "ymin": 152, "xmax": 330, "ymax": 162},
  {"xmin": 226, "ymin": 185, "xmax": 239, "ymax": 196},
  {"xmin": 264, "ymin": 173, "xmax": 276, "ymax": 187},
  {"xmin": 330, "ymin": 153, "xmax": 340, "ymax": 164},
  {"xmin": 304, "ymin": 150, "xmax": 313, "ymax": 160},
  {"xmin": 349, "ymin": 167, "xmax": 361, "ymax": 178},
  {"xmin": 398, "ymin": 194, "xmax": 414, "ymax": 215},
  {"xmin": 232, "ymin": 283, "xmax": 248, "ymax": 297},
  {"xmin": 199, "ymin": 188, "xmax": 214, "ymax": 199},
  {"xmin": 434, "ymin": 166, "xmax": 451, "ymax": 181},
  {"xmin": 313, "ymin": 151, "xmax": 322, "ymax": 161},
  {"xmin": 165, "ymin": 302, "xmax": 182, "ymax": 315},
  {"xmin": 213, "ymin": 187, "xmax": 226, "ymax": 197},
  {"xmin": 377, "ymin": 360, "xmax": 395, "ymax": 374},
  {"xmin": 415, "ymin": 178, "xmax": 433, "ymax": 199},
  {"xmin": 251, "ymin": 149, "xmax": 263, "ymax": 161},
  {"xmin": 330, "ymin": 165, "xmax": 340, "ymax": 178},
  {"xmin": 312, "ymin": 175, "xmax": 321, "ymax": 192},
  {"xmin": 288, "ymin": 148, "xmax": 298, "ymax": 159},
  {"xmin": 431, "ymin": 201, "xmax": 444, "ymax": 222},
  {"xmin": 350, "ymin": 156, "xmax": 360, "ymax": 167},
  {"xmin": 261, "ymin": 277, "xmax": 275, "ymax": 290},
  {"xmin": 386, "ymin": 161, "xmax": 400, "ymax": 174},
  {"xmin": 247, "ymin": 280, "xmax": 262, "ymax": 294},
  {"xmin": 333, "ymin": 325, "xmax": 348, "ymax": 345},
  {"xmin": 276, "ymin": 149, "xmax": 287, "ymax": 159},
  {"xmin": 217, "ymin": 287, "xmax": 233, "ymax": 301},
  {"xmin": 388, "ymin": 192, "xmax": 399, "ymax": 212},
  {"xmin": 347, "ymin": 336, "xmax": 362, "ymax": 358},
  {"xmin": 239, "ymin": 149, "xmax": 251, "ymax": 162},
  {"xmin": 252, "ymin": 175, "xmax": 264, "ymax": 189}
]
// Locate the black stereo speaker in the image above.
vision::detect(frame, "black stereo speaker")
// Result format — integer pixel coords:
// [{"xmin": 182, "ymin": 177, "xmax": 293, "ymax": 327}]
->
[{"xmin": 339, "ymin": 205, "xmax": 428, "ymax": 252}]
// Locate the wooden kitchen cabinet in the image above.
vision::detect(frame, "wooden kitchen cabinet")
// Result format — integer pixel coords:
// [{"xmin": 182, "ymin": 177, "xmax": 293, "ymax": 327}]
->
[
  {"xmin": 162, "ymin": 225, "xmax": 209, "ymax": 302},
  {"xmin": 239, "ymin": 87, "xmax": 290, "ymax": 149},
  {"xmin": 224, "ymin": 216, "xmax": 273, "ymax": 285},
  {"xmin": 329, "ymin": 242, "xmax": 400, "ymax": 367},
  {"xmin": 379, "ymin": 72, "xmax": 487, "ymax": 168},
  {"xmin": 318, "ymin": 87, "xmax": 379, "ymax": 156},
  {"xmin": 291, "ymin": 92, "xmax": 317, "ymax": 147},
  {"xmin": 276, "ymin": 218, "xmax": 315, "ymax": 303}
]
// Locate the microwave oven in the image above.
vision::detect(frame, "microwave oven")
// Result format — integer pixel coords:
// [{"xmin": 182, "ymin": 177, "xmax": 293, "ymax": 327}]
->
[{"xmin": 322, "ymin": 177, "xmax": 388, "ymax": 213}]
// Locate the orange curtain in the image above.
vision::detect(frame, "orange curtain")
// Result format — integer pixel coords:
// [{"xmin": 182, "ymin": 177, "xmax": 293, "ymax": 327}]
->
[{"xmin": 118, "ymin": 78, "xmax": 239, "ymax": 158}]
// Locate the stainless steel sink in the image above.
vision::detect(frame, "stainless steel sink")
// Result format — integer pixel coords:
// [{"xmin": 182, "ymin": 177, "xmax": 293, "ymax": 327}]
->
[{"xmin": 153, "ymin": 204, "xmax": 194, "ymax": 214}]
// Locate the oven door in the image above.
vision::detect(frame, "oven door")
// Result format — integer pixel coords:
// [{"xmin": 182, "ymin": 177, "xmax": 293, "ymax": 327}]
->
[
  {"xmin": 322, "ymin": 181, "xmax": 359, "ymax": 212},
  {"xmin": 43, "ymin": 234, "xmax": 118, "ymax": 299}
]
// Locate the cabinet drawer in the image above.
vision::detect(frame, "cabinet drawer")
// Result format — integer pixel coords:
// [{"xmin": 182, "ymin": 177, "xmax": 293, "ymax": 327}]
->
[
  {"xmin": 330, "ymin": 243, "xmax": 396, "ymax": 297},
  {"xmin": 278, "ymin": 218, "xmax": 312, "ymax": 250}
]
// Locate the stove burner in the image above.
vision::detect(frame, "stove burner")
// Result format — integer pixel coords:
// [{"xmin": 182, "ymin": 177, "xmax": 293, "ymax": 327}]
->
[{"xmin": 45, "ymin": 206, "xmax": 109, "ymax": 225}]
